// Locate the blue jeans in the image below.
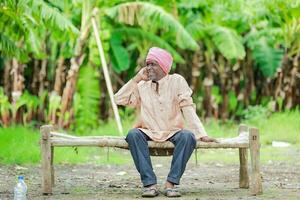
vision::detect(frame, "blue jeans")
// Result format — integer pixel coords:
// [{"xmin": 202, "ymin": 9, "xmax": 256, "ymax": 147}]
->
[{"xmin": 125, "ymin": 128, "xmax": 196, "ymax": 187}]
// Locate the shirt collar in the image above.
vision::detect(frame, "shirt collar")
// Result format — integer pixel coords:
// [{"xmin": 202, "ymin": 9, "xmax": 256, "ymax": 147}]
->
[{"xmin": 156, "ymin": 74, "xmax": 169, "ymax": 84}]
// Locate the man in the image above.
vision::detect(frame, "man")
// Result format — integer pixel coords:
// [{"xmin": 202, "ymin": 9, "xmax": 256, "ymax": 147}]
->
[{"xmin": 114, "ymin": 47, "xmax": 217, "ymax": 198}]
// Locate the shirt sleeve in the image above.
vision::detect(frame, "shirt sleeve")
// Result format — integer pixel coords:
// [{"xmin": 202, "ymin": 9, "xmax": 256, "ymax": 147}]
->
[
  {"xmin": 176, "ymin": 75, "xmax": 208, "ymax": 139},
  {"xmin": 114, "ymin": 79, "xmax": 141, "ymax": 108},
  {"xmin": 177, "ymin": 75, "xmax": 194, "ymax": 108},
  {"xmin": 182, "ymin": 106, "xmax": 208, "ymax": 140}
]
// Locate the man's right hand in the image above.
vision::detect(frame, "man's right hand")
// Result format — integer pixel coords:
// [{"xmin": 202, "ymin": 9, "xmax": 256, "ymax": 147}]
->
[{"xmin": 133, "ymin": 67, "xmax": 150, "ymax": 83}]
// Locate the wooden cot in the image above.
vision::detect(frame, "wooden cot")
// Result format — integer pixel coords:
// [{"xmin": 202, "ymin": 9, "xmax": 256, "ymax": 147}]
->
[{"xmin": 40, "ymin": 124, "xmax": 263, "ymax": 195}]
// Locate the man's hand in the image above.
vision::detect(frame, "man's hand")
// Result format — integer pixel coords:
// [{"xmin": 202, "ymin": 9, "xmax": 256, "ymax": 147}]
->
[
  {"xmin": 199, "ymin": 136, "xmax": 218, "ymax": 143},
  {"xmin": 133, "ymin": 67, "xmax": 150, "ymax": 83}
]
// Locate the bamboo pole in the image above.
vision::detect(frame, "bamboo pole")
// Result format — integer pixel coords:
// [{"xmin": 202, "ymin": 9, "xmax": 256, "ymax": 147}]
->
[
  {"xmin": 50, "ymin": 137, "xmax": 249, "ymax": 149},
  {"xmin": 91, "ymin": 8, "xmax": 123, "ymax": 135},
  {"xmin": 50, "ymin": 132, "xmax": 123, "ymax": 139}
]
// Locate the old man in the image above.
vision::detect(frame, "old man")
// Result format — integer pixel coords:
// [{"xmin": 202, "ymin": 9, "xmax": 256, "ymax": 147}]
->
[{"xmin": 114, "ymin": 47, "xmax": 216, "ymax": 198}]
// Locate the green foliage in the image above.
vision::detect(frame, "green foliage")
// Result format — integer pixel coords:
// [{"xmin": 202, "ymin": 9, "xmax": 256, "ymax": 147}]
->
[
  {"xmin": 211, "ymin": 86, "xmax": 222, "ymax": 105},
  {"xmin": 20, "ymin": 91, "xmax": 39, "ymax": 111},
  {"xmin": 252, "ymin": 38, "xmax": 284, "ymax": 77},
  {"xmin": 0, "ymin": 87, "xmax": 10, "ymax": 120},
  {"xmin": 19, "ymin": 91, "xmax": 40, "ymax": 125},
  {"xmin": 244, "ymin": 22, "xmax": 285, "ymax": 77},
  {"xmin": 0, "ymin": 0, "xmax": 78, "ymax": 61},
  {"xmin": 209, "ymin": 25, "xmax": 246, "ymax": 60},
  {"xmin": 186, "ymin": 21, "xmax": 246, "ymax": 60},
  {"xmin": 48, "ymin": 94, "xmax": 61, "ymax": 113},
  {"xmin": 47, "ymin": 92, "xmax": 61, "ymax": 122},
  {"xmin": 88, "ymin": 34, "xmax": 101, "ymax": 66},
  {"xmin": 242, "ymin": 105, "xmax": 270, "ymax": 121},
  {"xmin": 106, "ymin": 2, "xmax": 198, "ymax": 51},
  {"xmin": 110, "ymin": 32, "xmax": 130, "ymax": 73},
  {"xmin": 118, "ymin": 107, "xmax": 135, "ymax": 123},
  {"xmin": 228, "ymin": 90, "xmax": 238, "ymax": 113},
  {"xmin": 73, "ymin": 65, "xmax": 100, "ymax": 134},
  {"xmin": 0, "ymin": 33, "xmax": 23, "ymax": 59},
  {"xmin": 11, "ymin": 98, "xmax": 26, "ymax": 122},
  {"xmin": 112, "ymin": 27, "xmax": 185, "ymax": 63},
  {"xmin": 31, "ymin": 0, "xmax": 79, "ymax": 35}
]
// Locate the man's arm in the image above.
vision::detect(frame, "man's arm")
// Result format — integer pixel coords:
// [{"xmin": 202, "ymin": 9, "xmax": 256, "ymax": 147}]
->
[
  {"xmin": 176, "ymin": 74, "xmax": 217, "ymax": 142},
  {"xmin": 181, "ymin": 105, "xmax": 207, "ymax": 140},
  {"xmin": 114, "ymin": 67, "xmax": 149, "ymax": 107},
  {"xmin": 114, "ymin": 79, "xmax": 140, "ymax": 107},
  {"xmin": 181, "ymin": 106, "xmax": 217, "ymax": 142}
]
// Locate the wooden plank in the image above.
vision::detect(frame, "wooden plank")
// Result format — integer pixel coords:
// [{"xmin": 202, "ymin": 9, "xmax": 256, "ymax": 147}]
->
[
  {"xmin": 238, "ymin": 125, "xmax": 249, "ymax": 188},
  {"xmin": 249, "ymin": 128, "xmax": 263, "ymax": 195},
  {"xmin": 239, "ymin": 148, "xmax": 249, "ymax": 188},
  {"xmin": 40, "ymin": 125, "xmax": 54, "ymax": 195},
  {"xmin": 50, "ymin": 138, "xmax": 249, "ymax": 148},
  {"xmin": 51, "ymin": 146, "xmax": 54, "ymax": 187}
]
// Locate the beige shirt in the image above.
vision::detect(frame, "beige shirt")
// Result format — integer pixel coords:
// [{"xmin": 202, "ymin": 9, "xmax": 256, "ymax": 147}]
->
[{"xmin": 114, "ymin": 73, "xmax": 208, "ymax": 142}]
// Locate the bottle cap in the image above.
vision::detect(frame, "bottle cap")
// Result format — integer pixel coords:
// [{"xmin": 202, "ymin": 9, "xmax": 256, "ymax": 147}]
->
[{"xmin": 18, "ymin": 176, "xmax": 24, "ymax": 180}]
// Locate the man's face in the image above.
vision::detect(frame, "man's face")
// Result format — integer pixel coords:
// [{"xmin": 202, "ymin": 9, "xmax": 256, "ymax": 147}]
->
[{"xmin": 146, "ymin": 60, "xmax": 166, "ymax": 82}]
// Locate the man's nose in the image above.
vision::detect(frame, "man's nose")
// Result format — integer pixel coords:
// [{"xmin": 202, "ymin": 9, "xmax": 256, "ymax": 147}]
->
[{"xmin": 146, "ymin": 65, "xmax": 152, "ymax": 71}]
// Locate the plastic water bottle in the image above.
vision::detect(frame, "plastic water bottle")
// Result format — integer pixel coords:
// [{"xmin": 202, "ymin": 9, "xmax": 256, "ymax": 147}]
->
[{"xmin": 14, "ymin": 176, "xmax": 27, "ymax": 200}]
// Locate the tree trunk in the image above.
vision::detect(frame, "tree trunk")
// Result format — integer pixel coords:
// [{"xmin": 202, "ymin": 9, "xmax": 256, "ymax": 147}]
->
[
  {"xmin": 191, "ymin": 49, "xmax": 201, "ymax": 91},
  {"xmin": 243, "ymin": 49, "xmax": 254, "ymax": 107},
  {"xmin": 11, "ymin": 58, "xmax": 24, "ymax": 101},
  {"xmin": 31, "ymin": 60, "xmax": 40, "ymax": 94},
  {"xmin": 59, "ymin": 8, "xmax": 91, "ymax": 128},
  {"xmin": 39, "ymin": 59, "xmax": 48, "ymax": 96},
  {"xmin": 11, "ymin": 58, "xmax": 25, "ymax": 123},
  {"xmin": 291, "ymin": 53, "xmax": 300, "ymax": 107},
  {"xmin": 203, "ymin": 52, "xmax": 213, "ymax": 118},
  {"xmin": 53, "ymin": 57, "xmax": 66, "ymax": 95},
  {"xmin": 99, "ymin": 67, "xmax": 109, "ymax": 121},
  {"xmin": 217, "ymin": 55, "xmax": 229, "ymax": 120},
  {"xmin": 3, "ymin": 59, "xmax": 11, "ymax": 96}
]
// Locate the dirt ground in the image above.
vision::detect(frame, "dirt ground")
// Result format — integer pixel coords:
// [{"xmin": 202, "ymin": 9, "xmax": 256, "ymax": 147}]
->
[{"xmin": 1, "ymin": 155, "xmax": 300, "ymax": 200}]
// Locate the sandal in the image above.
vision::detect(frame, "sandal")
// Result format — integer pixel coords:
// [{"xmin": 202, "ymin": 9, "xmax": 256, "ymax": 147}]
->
[
  {"xmin": 163, "ymin": 188, "xmax": 181, "ymax": 197},
  {"xmin": 142, "ymin": 187, "xmax": 159, "ymax": 198}
]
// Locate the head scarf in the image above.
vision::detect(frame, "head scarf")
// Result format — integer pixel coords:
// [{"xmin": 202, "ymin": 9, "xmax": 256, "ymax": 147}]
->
[{"xmin": 146, "ymin": 47, "xmax": 173, "ymax": 74}]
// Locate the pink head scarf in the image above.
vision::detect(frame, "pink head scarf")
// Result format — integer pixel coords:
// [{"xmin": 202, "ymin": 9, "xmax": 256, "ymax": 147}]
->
[{"xmin": 146, "ymin": 47, "xmax": 173, "ymax": 74}]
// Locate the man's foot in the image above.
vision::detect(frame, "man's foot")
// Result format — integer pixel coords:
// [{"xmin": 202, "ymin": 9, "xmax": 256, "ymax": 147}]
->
[
  {"xmin": 163, "ymin": 188, "xmax": 181, "ymax": 197},
  {"xmin": 164, "ymin": 181, "xmax": 181, "ymax": 197},
  {"xmin": 164, "ymin": 181, "xmax": 174, "ymax": 189},
  {"xmin": 142, "ymin": 184, "xmax": 159, "ymax": 198}
]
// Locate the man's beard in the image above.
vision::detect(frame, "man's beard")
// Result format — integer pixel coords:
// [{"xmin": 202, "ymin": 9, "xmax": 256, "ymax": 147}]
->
[{"xmin": 148, "ymin": 73, "xmax": 157, "ymax": 81}]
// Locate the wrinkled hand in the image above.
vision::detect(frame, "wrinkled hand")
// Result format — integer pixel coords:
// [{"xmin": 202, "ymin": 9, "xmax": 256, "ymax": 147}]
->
[
  {"xmin": 133, "ymin": 67, "xmax": 150, "ymax": 83},
  {"xmin": 199, "ymin": 136, "xmax": 218, "ymax": 143}
]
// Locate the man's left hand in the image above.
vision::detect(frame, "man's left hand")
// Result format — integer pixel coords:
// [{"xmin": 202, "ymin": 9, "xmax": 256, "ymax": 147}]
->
[{"xmin": 199, "ymin": 136, "xmax": 218, "ymax": 143}]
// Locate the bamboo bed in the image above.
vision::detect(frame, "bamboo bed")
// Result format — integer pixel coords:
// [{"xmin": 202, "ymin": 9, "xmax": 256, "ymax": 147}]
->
[{"xmin": 40, "ymin": 124, "xmax": 263, "ymax": 195}]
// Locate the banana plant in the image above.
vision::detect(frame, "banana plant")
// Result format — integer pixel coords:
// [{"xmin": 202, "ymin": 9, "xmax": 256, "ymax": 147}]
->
[
  {"xmin": 105, "ymin": 1, "xmax": 199, "ymax": 74},
  {"xmin": 18, "ymin": 91, "xmax": 39, "ymax": 125},
  {"xmin": 106, "ymin": 2, "xmax": 199, "ymax": 51},
  {"xmin": 0, "ymin": 87, "xmax": 11, "ymax": 127},
  {"xmin": 59, "ymin": 0, "xmax": 94, "ymax": 128},
  {"xmin": 73, "ymin": 64, "xmax": 100, "ymax": 134}
]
